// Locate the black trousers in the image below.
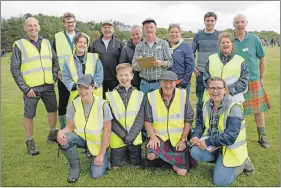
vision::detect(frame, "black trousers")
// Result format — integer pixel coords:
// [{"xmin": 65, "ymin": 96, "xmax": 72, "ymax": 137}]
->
[
  {"xmin": 57, "ymin": 79, "xmax": 70, "ymax": 116},
  {"xmin": 102, "ymin": 80, "xmax": 119, "ymax": 99}
]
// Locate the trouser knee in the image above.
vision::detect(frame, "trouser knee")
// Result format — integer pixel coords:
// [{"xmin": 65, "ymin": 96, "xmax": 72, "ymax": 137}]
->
[{"xmin": 147, "ymin": 153, "xmax": 157, "ymax": 160}]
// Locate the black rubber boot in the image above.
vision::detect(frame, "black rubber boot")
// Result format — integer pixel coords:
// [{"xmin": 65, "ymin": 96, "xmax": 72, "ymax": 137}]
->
[{"xmin": 61, "ymin": 145, "xmax": 80, "ymax": 183}]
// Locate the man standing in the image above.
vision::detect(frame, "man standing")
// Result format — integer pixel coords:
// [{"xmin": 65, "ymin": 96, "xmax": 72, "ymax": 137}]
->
[
  {"xmin": 53, "ymin": 12, "xmax": 90, "ymax": 129},
  {"xmin": 132, "ymin": 18, "xmax": 173, "ymax": 95},
  {"xmin": 90, "ymin": 20, "xmax": 123, "ymax": 99},
  {"xmin": 233, "ymin": 14, "xmax": 271, "ymax": 148},
  {"xmin": 10, "ymin": 17, "xmax": 59, "ymax": 155},
  {"xmin": 119, "ymin": 25, "xmax": 143, "ymax": 90},
  {"xmin": 192, "ymin": 12, "xmax": 220, "ymax": 128}
]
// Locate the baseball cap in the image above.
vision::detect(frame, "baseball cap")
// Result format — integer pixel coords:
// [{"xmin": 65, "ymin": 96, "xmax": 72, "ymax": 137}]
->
[
  {"xmin": 142, "ymin": 18, "xmax": 157, "ymax": 26},
  {"xmin": 77, "ymin": 74, "xmax": 95, "ymax": 87},
  {"xmin": 102, "ymin": 20, "xmax": 114, "ymax": 26}
]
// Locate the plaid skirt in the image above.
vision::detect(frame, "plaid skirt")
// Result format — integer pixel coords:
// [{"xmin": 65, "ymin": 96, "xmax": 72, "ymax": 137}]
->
[
  {"xmin": 243, "ymin": 80, "xmax": 272, "ymax": 115},
  {"xmin": 146, "ymin": 137, "xmax": 192, "ymax": 169}
]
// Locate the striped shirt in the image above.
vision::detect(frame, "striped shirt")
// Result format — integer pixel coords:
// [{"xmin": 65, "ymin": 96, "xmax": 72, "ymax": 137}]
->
[{"xmin": 132, "ymin": 37, "xmax": 173, "ymax": 81}]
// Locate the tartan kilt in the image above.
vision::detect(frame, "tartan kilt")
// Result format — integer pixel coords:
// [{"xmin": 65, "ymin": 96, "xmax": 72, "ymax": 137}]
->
[{"xmin": 243, "ymin": 80, "xmax": 272, "ymax": 115}]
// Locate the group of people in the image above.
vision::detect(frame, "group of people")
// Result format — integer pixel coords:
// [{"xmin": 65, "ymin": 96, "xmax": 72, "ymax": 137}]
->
[{"xmin": 9, "ymin": 11, "xmax": 272, "ymax": 186}]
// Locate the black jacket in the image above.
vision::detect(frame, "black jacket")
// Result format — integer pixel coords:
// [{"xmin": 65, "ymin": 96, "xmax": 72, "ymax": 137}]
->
[
  {"xmin": 119, "ymin": 39, "xmax": 141, "ymax": 89},
  {"xmin": 109, "ymin": 85, "xmax": 145, "ymax": 145},
  {"xmin": 89, "ymin": 35, "xmax": 123, "ymax": 81}
]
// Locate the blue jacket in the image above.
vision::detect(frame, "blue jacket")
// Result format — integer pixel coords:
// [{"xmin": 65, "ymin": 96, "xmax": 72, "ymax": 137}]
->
[
  {"xmin": 62, "ymin": 52, "xmax": 104, "ymax": 91},
  {"xmin": 168, "ymin": 41, "xmax": 195, "ymax": 87}
]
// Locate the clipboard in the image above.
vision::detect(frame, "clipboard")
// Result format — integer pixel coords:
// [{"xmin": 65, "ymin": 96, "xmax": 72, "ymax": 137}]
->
[{"xmin": 136, "ymin": 56, "xmax": 156, "ymax": 69}]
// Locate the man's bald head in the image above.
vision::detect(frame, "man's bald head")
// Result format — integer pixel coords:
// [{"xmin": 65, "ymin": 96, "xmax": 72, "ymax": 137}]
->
[
  {"xmin": 233, "ymin": 14, "xmax": 248, "ymax": 35},
  {"xmin": 24, "ymin": 17, "xmax": 40, "ymax": 39}
]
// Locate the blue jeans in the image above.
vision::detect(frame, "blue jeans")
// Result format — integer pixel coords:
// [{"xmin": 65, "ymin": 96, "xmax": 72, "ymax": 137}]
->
[
  {"xmin": 140, "ymin": 79, "xmax": 160, "ymax": 95},
  {"xmin": 190, "ymin": 146, "xmax": 244, "ymax": 186},
  {"xmin": 61, "ymin": 132, "xmax": 110, "ymax": 179},
  {"xmin": 195, "ymin": 72, "xmax": 205, "ymax": 127}
]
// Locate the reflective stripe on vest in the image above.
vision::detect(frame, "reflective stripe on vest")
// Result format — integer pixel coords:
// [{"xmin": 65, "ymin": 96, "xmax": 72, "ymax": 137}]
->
[
  {"xmin": 73, "ymin": 94, "xmax": 105, "ymax": 156},
  {"xmin": 202, "ymin": 100, "xmax": 248, "ymax": 167},
  {"xmin": 106, "ymin": 89, "xmax": 144, "ymax": 148},
  {"xmin": 67, "ymin": 53, "xmax": 99, "ymax": 101},
  {"xmin": 202, "ymin": 54, "xmax": 244, "ymax": 102},
  {"xmin": 15, "ymin": 39, "xmax": 54, "ymax": 87},
  {"xmin": 147, "ymin": 88, "xmax": 186, "ymax": 147},
  {"xmin": 55, "ymin": 31, "xmax": 90, "ymax": 70}
]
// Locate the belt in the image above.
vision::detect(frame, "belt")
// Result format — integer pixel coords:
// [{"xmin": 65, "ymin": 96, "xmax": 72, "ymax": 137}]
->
[{"xmin": 142, "ymin": 79, "xmax": 159, "ymax": 83}]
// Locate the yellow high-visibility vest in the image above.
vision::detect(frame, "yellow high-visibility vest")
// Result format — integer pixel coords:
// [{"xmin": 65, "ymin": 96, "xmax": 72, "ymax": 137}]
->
[
  {"xmin": 203, "ymin": 53, "xmax": 244, "ymax": 102},
  {"xmin": 55, "ymin": 31, "xmax": 90, "ymax": 70},
  {"xmin": 106, "ymin": 89, "xmax": 143, "ymax": 148},
  {"xmin": 65, "ymin": 53, "xmax": 102, "ymax": 101},
  {"xmin": 202, "ymin": 99, "xmax": 248, "ymax": 167},
  {"xmin": 147, "ymin": 88, "xmax": 186, "ymax": 147},
  {"xmin": 73, "ymin": 94, "xmax": 105, "ymax": 156},
  {"xmin": 14, "ymin": 38, "xmax": 54, "ymax": 87}
]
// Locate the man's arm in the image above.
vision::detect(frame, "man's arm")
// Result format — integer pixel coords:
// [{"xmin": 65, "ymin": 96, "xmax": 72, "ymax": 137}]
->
[
  {"xmin": 259, "ymin": 57, "xmax": 266, "ymax": 87},
  {"xmin": 51, "ymin": 47, "xmax": 59, "ymax": 82},
  {"xmin": 119, "ymin": 46, "xmax": 128, "ymax": 64},
  {"xmin": 61, "ymin": 61, "xmax": 76, "ymax": 91},
  {"xmin": 10, "ymin": 44, "xmax": 30, "ymax": 93},
  {"xmin": 202, "ymin": 59, "xmax": 211, "ymax": 89},
  {"xmin": 52, "ymin": 39, "xmax": 57, "ymax": 53},
  {"xmin": 228, "ymin": 62, "xmax": 249, "ymax": 95},
  {"xmin": 132, "ymin": 44, "xmax": 142, "ymax": 71}
]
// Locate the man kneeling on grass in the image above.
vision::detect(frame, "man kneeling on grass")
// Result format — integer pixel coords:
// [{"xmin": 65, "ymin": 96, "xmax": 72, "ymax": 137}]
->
[
  {"xmin": 57, "ymin": 74, "xmax": 112, "ymax": 183},
  {"xmin": 145, "ymin": 70, "xmax": 195, "ymax": 176},
  {"xmin": 106, "ymin": 63, "xmax": 145, "ymax": 168}
]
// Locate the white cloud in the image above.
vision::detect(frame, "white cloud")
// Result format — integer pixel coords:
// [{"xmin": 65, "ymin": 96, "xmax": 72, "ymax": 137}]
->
[{"xmin": 1, "ymin": 1, "xmax": 280, "ymax": 33}]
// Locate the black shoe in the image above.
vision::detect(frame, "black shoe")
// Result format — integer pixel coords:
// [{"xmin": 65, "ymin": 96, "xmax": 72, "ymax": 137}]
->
[
  {"xmin": 47, "ymin": 130, "xmax": 58, "ymax": 142},
  {"xmin": 26, "ymin": 139, "xmax": 40, "ymax": 155},
  {"xmin": 258, "ymin": 135, "xmax": 270, "ymax": 148}
]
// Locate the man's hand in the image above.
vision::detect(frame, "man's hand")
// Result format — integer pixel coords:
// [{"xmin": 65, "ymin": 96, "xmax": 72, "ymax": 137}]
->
[
  {"xmin": 260, "ymin": 77, "xmax": 264, "ymax": 87},
  {"xmin": 199, "ymin": 140, "xmax": 207, "ymax": 150},
  {"xmin": 190, "ymin": 137, "xmax": 200, "ymax": 146},
  {"xmin": 26, "ymin": 89, "xmax": 36, "ymax": 98},
  {"xmin": 57, "ymin": 130, "xmax": 67, "ymax": 145},
  {"xmin": 175, "ymin": 140, "xmax": 186, "ymax": 151},
  {"xmin": 93, "ymin": 154, "xmax": 104, "ymax": 166},
  {"xmin": 194, "ymin": 67, "xmax": 200, "ymax": 77},
  {"xmin": 152, "ymin": 60, "xmax": 163, "ymax": 68},
  {"xmin": 58, "ymin": 71, "xmax": 62, "ymax": 80},
  {"xmin": 147, "ymin": 136, "xmax": 160, "ymax": 150}
]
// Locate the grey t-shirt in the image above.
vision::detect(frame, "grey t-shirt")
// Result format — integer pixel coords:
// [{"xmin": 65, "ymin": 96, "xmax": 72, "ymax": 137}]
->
[
  {"xmin": 66, "ymin": 101, "xmax": 113, "ymax": 122},
  {"xmin": 102, "ymin": 39, "xmax": 110, "ymax": 50}
]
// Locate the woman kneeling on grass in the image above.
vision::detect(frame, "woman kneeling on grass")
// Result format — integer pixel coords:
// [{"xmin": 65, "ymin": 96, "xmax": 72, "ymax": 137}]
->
[
  {"xmin": 57, "ymin": 74, "xmax": 112, "ymax": 183},
  {"xmin": 190, "ymin": 77, "xmax": 254, "ymax": 186}
]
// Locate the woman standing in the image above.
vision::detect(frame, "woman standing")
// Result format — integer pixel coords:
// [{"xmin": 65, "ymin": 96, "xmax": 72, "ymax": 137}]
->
[{"xmin": 168, "ymin": 23, "xmax": 195, "ymax": 97}]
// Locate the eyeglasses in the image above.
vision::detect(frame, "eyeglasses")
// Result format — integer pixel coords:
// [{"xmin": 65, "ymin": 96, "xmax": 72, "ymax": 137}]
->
[
  {"xmin": 65, "ymin": 21, "xmax": 75, "ymax": 24},
  {"xmin": 208, "ymin": 87, "xmax": 224, "ymax": 92}
]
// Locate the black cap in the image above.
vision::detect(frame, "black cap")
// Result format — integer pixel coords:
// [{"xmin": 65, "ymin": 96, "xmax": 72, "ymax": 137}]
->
[
  {"xmin": 159, "ymin": 71, "xmax": 178, "ymax": 81},
  {"xmin": 142, "ymin": 18, "xmax": 157, "ymax": 26},
  {"xmin": 77, "ymin": 74, "xmax": 95, "ymax": 87}
]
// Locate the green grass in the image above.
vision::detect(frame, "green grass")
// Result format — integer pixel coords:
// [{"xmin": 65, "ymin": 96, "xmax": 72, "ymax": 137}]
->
[{"xmin": 1, "ymin": 47, "xmax": 280, "ymax": 186}]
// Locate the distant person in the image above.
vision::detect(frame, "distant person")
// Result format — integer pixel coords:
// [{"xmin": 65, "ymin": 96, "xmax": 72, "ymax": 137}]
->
[
  {"xmin": 52, "ymin": 12, "xmax": 90, "ymax": 129},
  {"xmin": 278, "ymin": 40, "xmax": 280, "ymax": 47},
  {"xmin": 233, "ymin": 14, "xmax": 271, "ymax": 148},
  {"xmin": 167, "ymin": 23, "xmax": 194, "ymax": 97},
  {"xmin": 89, "ymin": 20, "xmax": 123, "ymax": 99},
  {"xmin": 270, "ymin": 38, "xmax": 274, "ymax": 47},
  {"xmin": 132, "ymin": 18, "xmax": 173, "ymax": 95},
  {"xmin": 192, "ymin": 12, "xmax": 220, "ymax": 131},
  {"xmin": 119, "ymin": 25, "xmax": 143, "ymax": 90},
  {"xmin": 191, "ymin": 77, "xmax": 254, "ymax": 186},
  {"xmin": 10, "ymin": 17, "xmax": 59, "ymax": 155},
  {"xmin": 1, "ymin": 48, "xmax": 5, "ymax": 57}
]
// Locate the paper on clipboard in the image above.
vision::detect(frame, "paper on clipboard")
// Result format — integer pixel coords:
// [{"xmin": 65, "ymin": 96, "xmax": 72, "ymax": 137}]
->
[{"xmin": 136, "ymin": 56, "xmax": 156, "ymax": 69}]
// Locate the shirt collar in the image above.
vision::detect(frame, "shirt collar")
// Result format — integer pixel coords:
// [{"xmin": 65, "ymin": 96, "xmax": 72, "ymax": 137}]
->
[
  {"xmin": 24, "ymin": 34, "xmax": 43, "ymax": 42},
  {"xmin": 144, "ymin": 37, "xmax": 159, "ymax": 44},
  {"xmin": 233, "ymin": 31, "xmax": 249, "ymax": 41}
]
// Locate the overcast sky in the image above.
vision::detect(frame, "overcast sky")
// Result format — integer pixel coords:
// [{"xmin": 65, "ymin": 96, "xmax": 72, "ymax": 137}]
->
[{"xmin": 1, "ymin": 1, "xmax": 280, "ymax": 33}]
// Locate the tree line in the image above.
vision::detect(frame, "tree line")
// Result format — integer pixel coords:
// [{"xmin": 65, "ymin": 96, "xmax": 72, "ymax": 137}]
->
[{"xmin": 1, "ymin": 13, "xmax": 280, "ymax": 51}]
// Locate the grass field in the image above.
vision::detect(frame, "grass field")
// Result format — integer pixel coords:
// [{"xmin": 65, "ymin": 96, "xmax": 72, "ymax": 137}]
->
[{"xmin": 1, "ymin": 47, "xmax": 280, "ymax": 186}]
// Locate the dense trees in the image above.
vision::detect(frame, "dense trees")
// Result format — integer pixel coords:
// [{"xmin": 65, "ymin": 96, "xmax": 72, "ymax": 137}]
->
[{"xmin": 1, "ymin": 13, "xmax": 280, "ymax": 51}]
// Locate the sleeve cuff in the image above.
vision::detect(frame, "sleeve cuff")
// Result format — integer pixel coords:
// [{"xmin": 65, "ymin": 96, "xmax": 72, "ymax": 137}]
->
[{"xmin": 205, "ymin": 138, "xmax": 211, "ymax": 146}]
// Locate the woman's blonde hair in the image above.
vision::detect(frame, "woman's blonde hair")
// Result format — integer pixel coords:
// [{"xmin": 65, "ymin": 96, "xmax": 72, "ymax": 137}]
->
[{"xmin": 218, "ymin": 32, "xmax": 235, "ymax": 53}]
